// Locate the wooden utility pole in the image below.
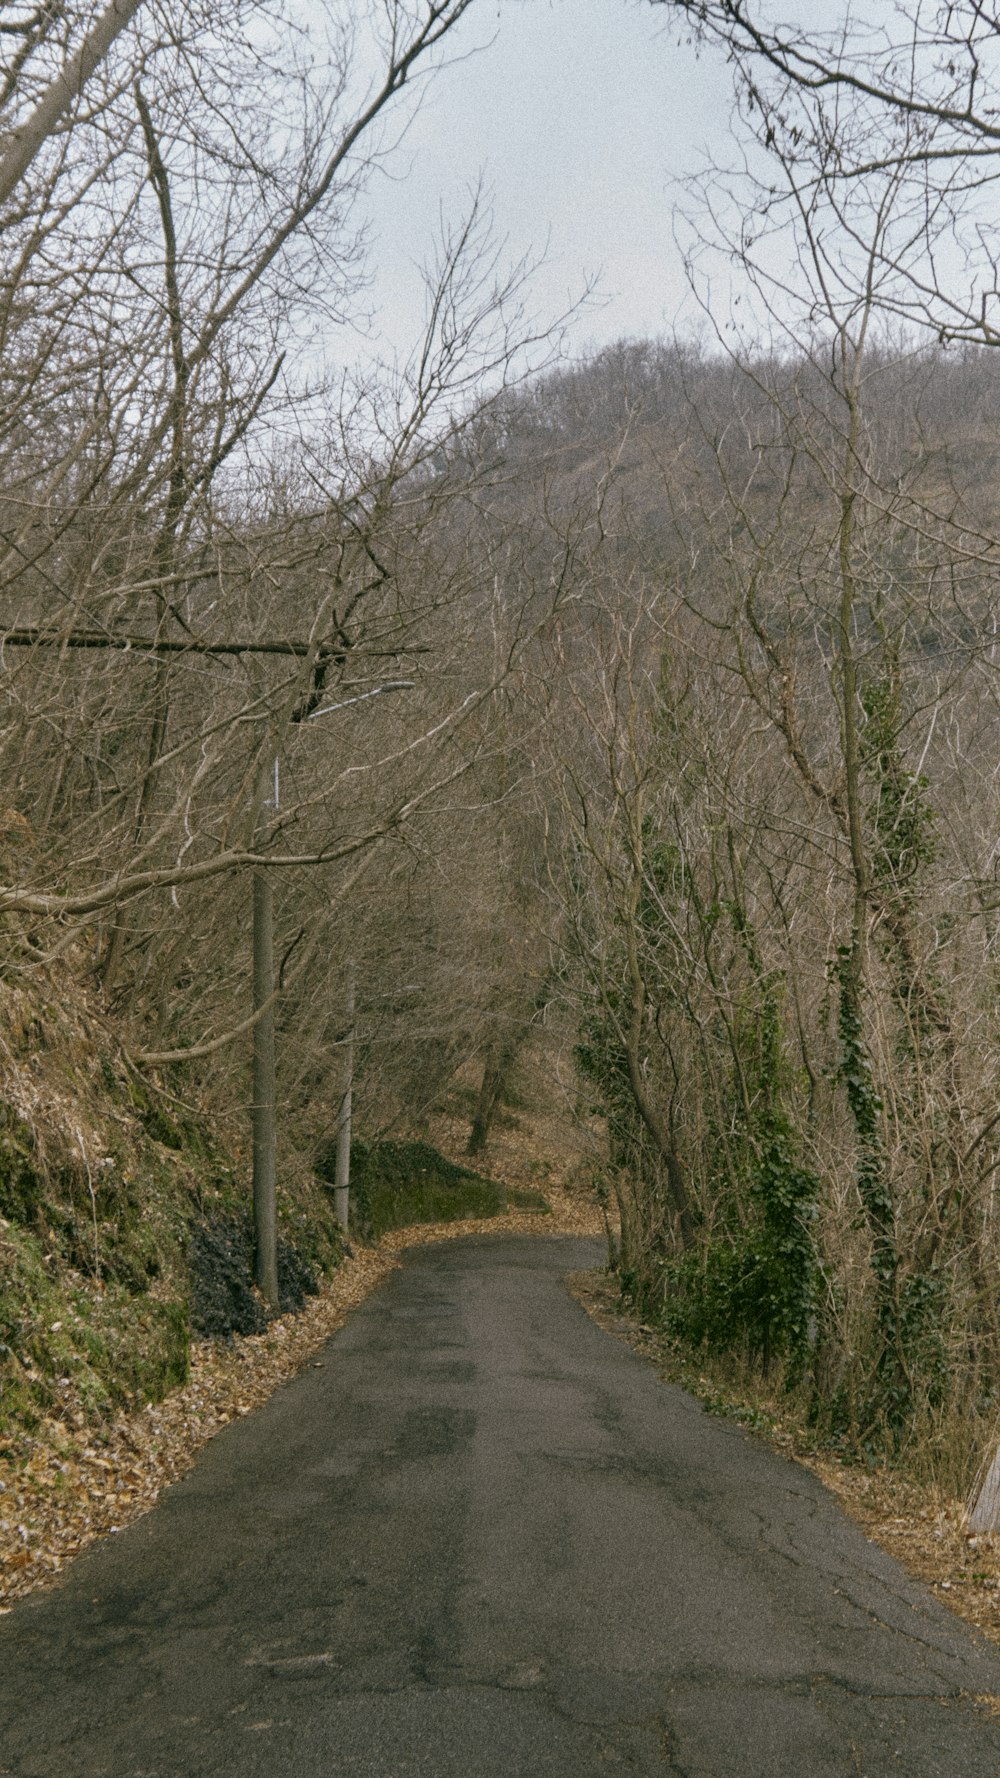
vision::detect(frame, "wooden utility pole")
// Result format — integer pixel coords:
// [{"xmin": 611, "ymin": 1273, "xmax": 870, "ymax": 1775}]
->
[
  {"xmin": 334, "ymin": 962, "xmax": 356, "ymax": 1233},
  {"xmin": 252, "ymin": 866, "xmax": 279, "ymax": 1307},
  {"xmin": 250, "ymin": 687, "xmax": 408, "ymax": 1284},
  {"xmin": 252, "ymin": 759, "xmax": 279, "ymax": 1309}
]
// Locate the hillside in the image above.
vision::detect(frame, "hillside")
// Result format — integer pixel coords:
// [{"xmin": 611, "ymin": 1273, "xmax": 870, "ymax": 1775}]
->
[{"xmin": 0, "ymin": 939, "xmax": 350, "ymax": 1445}]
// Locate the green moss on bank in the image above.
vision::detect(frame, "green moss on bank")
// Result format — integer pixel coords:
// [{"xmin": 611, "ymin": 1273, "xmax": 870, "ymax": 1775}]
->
[
  {"xmin": 0, "ymin": 1052, "xmax": 347, "ymax": 1443},
  {"xmin": 314, "ymin": 1137, "xmax": 549, "ymax": 1239},
  {"xmin": 0, "ymin": 1218, "xmax": 189, "ymax": 1435}
]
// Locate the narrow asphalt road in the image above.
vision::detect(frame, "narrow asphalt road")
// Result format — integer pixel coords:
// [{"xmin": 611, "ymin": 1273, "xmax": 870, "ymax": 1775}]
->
[{"xmin": 3, "ymin": 1235, "xmax": 1000, "ymax": 1777}]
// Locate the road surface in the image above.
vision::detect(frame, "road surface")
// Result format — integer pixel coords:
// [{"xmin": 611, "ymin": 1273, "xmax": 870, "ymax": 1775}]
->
[{"xmin": 3, "ymin": 1234, "xmax": 1000, "ymax": 1775}]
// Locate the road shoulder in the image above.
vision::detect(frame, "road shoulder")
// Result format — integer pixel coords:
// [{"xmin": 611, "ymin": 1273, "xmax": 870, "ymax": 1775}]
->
[{"xmin": 568, "ymin": 1264, "xmax": 1000, "ymax": 1671}]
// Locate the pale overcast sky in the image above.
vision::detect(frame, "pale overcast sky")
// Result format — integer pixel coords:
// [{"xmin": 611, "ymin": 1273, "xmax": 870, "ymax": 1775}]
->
[{"xmin": 354, "ymin": 0, "xmax": 732, "ymax": 365}]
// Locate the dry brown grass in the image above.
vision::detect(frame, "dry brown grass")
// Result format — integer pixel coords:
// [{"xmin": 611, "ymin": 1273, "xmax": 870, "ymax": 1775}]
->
[{"xmin": 424, "ymin": 1064, "xmax": 604, "ymax": 1207}]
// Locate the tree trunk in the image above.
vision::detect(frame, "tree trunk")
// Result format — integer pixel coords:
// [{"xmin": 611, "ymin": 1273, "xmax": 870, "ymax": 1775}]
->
[
  {"xmin": 467, "ymin": 1038, "xmax": 514, "ymax": 1156},
  {"xmin": 0, "ymin": 0, "xmax": 146, "ymax": 209}
]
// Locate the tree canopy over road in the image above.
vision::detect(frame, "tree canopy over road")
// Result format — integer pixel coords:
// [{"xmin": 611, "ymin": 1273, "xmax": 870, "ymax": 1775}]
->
[{"xmin": 7, "ymin": 1, "xmax": 1000, "ymax": 1497}]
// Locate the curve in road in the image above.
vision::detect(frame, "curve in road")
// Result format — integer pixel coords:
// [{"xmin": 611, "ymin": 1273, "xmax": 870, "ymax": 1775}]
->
[{"xmin": 3, "ymin": 1234, "xmax": 1000, "ymax": 1776}]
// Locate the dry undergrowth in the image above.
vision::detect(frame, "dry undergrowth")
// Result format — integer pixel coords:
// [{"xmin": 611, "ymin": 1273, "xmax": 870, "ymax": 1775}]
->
[
  {"xmin": 0, "ymin": 1175, "xmax": 603, "ymax": 1611},
  {"xmin": 568, "ymin": 1267, "xmax": 1000, "ymax": 1655}
]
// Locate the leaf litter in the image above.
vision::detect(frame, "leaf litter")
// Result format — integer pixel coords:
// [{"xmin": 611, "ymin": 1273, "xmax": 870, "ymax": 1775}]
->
[{"xmin": 0, "ymin": 1176, "xmax": 603, "ymax": 1610}]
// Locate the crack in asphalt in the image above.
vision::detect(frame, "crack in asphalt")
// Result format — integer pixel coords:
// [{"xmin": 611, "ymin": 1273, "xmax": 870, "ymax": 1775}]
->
[{"xmin": 4, "ymin": 1238, "xmax": 1000, "ymax": 1777}]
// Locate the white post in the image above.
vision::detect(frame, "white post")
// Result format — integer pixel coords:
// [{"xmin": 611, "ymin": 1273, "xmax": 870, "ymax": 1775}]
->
[
  {"xmin": 334, "ymin": 961, "xmax": 356, "ymax": 1233},
  {"xmin": 969, "ymin": 1442, "xmax": 1000, "ymax": 1532}
]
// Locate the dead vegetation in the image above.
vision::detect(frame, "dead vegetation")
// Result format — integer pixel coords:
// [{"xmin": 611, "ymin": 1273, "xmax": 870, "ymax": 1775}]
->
[{"xmin": 0, "ymin": 940, "xmax": 346, "ymax": 1442}]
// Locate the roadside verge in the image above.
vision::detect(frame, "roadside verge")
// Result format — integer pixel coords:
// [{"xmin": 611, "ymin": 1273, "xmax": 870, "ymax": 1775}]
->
[
  {"xmin": 569, "ymin": 1267, "xmax": 1000, "ymax": 1660},
  {"xmin": 0, "ymin": 1185, "xmax": 602, "ymax": 1609}
]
